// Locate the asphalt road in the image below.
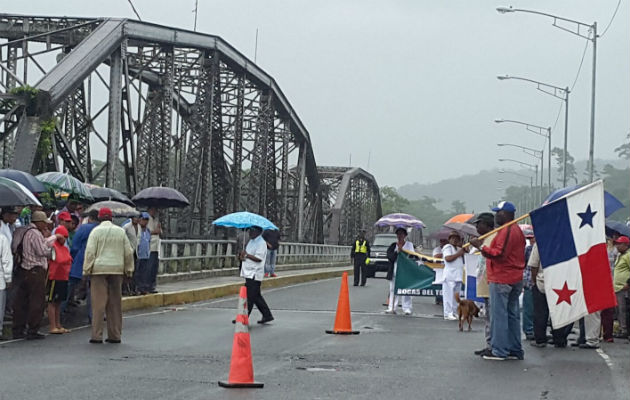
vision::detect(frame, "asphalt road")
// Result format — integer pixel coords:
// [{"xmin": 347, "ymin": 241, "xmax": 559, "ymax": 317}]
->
[{"xmin": 1, "ymin": 276, "xmax": 628, "ymax": 400}]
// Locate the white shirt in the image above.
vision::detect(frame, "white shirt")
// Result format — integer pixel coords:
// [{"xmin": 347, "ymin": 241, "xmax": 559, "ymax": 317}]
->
[
  {"xmin": 432, "ymin": 246, "xmax": 443, "ymax": 257},
  {"xmin": 442, "ymin": 244, "xmax": 464, "ymax": 282},
  {"xmin": 393, "ymin": 241, "xmax": 415, "ymax": 275},
  {"xmin": 0, "ymin": 234, "xmax": 13, "ymax": 290},
  {"xmin": 240, "ymin": 235, "xmax": 268, "ymax": 281},
  {"xmin": 0, "ymin": 221, "xmax": 13, "ymax": 243}
]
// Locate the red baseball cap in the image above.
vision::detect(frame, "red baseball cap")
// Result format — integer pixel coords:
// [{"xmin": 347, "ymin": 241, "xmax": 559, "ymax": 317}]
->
[
  {"xmin": 57, "ymin": 211, "xmax": 72, "ymax": 222},
  {"xmin": 614, "ymin": 236, "xmax": 630, "ymax": 244},
  {"xmin": 98, "ymin": 207, "xmax": 113, "ymax": 219},
  {"xmin": 55, "ymin": 225, "xmax": 69, "ymax": 238}
]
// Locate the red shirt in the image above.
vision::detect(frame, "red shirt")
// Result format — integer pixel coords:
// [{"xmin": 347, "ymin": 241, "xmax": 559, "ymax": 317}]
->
[
  {"xmin": 48, "ymin": 241, "xmax": 72, "ymax": 281},
  {"xmin": 482, "ymin": 223, "xmax": 526, "ymax": 284}
]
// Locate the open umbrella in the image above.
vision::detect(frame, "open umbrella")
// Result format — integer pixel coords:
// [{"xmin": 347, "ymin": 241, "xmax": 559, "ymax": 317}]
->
[
  {"xmin": 543, "ymin": 184, "xmax": 624, "ymax": 218},
  {"xmin": 89, "ymin": 186, "xmax": 134, "ymax": 206},
  {"xmin": 443, "ymin": 213, "xmax": 476, "ymax": 236},
  {"xmin": 375, "ymin": 213, "xmax": 425, "ymax": 228},
  {"xmin": 132, "ymin": 186, "xmax": 189, "ymax": 208},
  {"xmin": 0, "ymin": 177, "xmax": 42, "ymax": 207},
  {"xmin": 36, "ymin": 171, "xmax": 93, "ymax": 201},
  {"xmin": 86, "ymin": 201, "xmax": 139, "ymax": 218},
  {"xmin": 212, "ymin": 211, "xmax": 278, "ymax": 230},
  {"xmin": 0, "ymin": 169, "xmax": 47, "ymax": 193},
  {"xmin": 605, "ymin": 220, "xmax": 630, "ymax": 238}
]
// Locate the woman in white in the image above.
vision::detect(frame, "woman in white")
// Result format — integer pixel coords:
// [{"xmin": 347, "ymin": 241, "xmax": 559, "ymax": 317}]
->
[
  {"xmin": 442, "ymin": 231, "xmax": 466, "ymax": 320},
  {"xmin": 386, "ymin": 228, "xmax": 415, "ymax": 315}
]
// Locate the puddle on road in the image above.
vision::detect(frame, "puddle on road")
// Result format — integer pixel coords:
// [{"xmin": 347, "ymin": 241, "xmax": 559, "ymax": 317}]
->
[{"xmin": 296, "ymin": 366, "xmax": 338, "ymax": 372}]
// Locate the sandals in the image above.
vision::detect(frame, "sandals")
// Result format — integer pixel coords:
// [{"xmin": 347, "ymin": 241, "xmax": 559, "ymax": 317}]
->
[{"xmin": 49, "ymin": 328, "xmax": 64, "ymax": 335}]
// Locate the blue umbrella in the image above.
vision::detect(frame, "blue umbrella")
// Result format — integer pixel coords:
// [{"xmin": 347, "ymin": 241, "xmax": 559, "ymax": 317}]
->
[
  {"xmin": 605, "ymin": 220, "xmax": 630, "ymax": 238},
  {"xmin": 542, "ymin": 184, "xmax": 624, "ymax": 218},
  {"xmin": 212, "ymin": 211, "xmax": 278, "ymax": 230}
]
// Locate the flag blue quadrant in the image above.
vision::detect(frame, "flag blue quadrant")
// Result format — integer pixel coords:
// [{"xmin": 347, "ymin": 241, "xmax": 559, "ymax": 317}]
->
[{"xmin": 530, "ymin": 198, "xmax": 577, "ymax": 268}]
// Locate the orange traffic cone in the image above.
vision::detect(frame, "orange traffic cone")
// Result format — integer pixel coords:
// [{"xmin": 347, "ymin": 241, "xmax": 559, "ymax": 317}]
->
[
  {"xmin": 218, "ymin": 286, "xmax": 264, "ymax": 388},
  {"xmin": 326, "ymin": 272, "xmax": 360, "ymax": 335}
]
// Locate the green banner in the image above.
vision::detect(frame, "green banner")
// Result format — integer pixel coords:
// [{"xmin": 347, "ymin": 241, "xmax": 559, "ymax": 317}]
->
[{"xmin": 394, "ymin": 253, "xmax": 437, "ymax": 296}]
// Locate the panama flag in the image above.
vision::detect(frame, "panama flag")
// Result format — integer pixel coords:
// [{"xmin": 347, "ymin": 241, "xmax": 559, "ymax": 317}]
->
[{"xmin": 530, "ymin": 180, "xmax": 617, "ymax": 329}]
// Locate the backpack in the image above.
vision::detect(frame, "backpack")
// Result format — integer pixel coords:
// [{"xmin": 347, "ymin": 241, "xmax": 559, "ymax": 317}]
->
[{"xmin": 11, "ymin": 225, "xmax": 36, "ymax": 267}]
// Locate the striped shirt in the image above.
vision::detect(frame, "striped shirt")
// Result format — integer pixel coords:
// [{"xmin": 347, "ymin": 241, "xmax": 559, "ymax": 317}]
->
[{"xmin": 21, "ymin": 224, "xmax": 52, "ymax": 270}]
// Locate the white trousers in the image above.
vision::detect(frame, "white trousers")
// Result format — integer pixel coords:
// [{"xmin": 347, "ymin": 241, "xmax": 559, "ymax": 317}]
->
[
  {"xmin": 584, "ymin": 311, "xmax": 601, "ymax": 346},
  {"xmin": 442, "ymin": 280, "xmax": 461, "ymax": 317},
  {"xmin": 388, "ymin": 279, "xmax": 412, "ymax": 313}
]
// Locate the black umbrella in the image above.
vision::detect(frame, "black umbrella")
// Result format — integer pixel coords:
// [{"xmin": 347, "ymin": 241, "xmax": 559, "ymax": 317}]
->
[
  {"xmin": 132, "ymin": 186, "xmax": 190, "ymax": 208},
  {"xmin": 0, "ymin": 169, "xmax": 47, "ymax": 193},
  {"xmin": 0, "ymin": 177, "xmax": 43, "ymax": 207},
  {"xmin": 89, "ymin": 187, "xmax": 134, "ymax": 206}
]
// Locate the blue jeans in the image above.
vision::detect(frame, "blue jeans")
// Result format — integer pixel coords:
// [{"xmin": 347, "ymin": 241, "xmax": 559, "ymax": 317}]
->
[
  {"xmin": 490, "ymin": 281, "xmax": 524, "ymax": 358},
  {"xmin": 265, "ymin": 250, "xmax": 277, "ymax": 274},
  {"xmin": 522, "ymin": 286, "xmax": 534, "ymax": 335}
]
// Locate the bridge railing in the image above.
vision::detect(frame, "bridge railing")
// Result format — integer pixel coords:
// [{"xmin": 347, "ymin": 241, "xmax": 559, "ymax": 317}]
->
[{"xmin": 158, "ymin": 239, "xmax": 351, "ymax": 276}]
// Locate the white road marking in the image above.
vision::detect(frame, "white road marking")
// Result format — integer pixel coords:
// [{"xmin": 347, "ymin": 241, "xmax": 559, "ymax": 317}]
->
[{"xmin": 596, "ymin": 348, "xmax": 614, "ymax": 369}]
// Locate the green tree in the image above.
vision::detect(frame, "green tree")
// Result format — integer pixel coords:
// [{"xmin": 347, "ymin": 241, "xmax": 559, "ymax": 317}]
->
[
  {"xmin": 380, "ymin": 186, "xmax": 409, "ymax": 215},
  {"xmin": 614, "ymin": 132, "xmax": 630, "ymax": 160},
  {"xmin": 451, "ymin": 200, "xmax": 466, "ymax": 214},
  {"xmin": 405, "ymin": 196, "xmax": 448, "ymax": 235},
  {"xmin": 551, "ymin": 147, "xmax": 577, "ymax": 185}
]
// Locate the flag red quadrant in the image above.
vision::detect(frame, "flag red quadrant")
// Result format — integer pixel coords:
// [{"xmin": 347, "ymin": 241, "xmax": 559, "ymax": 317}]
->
[{"xmin": 579, "ymin": 243, "xmax": 617, "ymax": 313}]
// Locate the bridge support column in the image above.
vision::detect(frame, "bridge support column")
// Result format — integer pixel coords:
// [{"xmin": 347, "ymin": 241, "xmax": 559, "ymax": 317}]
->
[{"xmin": 106, "ymin": 49, "xmax": 122, "ymax": 188}]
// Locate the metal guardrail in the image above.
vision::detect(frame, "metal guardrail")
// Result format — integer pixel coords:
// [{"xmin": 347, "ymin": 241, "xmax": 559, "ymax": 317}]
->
[{"xmin": 158, "ymin": 239, "xmax": 351, "ymax": 275}]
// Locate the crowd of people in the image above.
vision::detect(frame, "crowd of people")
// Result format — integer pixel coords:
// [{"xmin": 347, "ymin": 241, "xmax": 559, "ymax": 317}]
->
[
  {"xmin": 0, "ymin": 200, "xmax": 163, "ymax": 342},
  {"xmin": 0, "ymin": 199, "xmax": 283, "ymax": 343}
]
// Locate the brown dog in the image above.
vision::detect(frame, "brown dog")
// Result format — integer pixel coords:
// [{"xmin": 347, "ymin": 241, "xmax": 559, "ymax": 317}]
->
[{"xmin": 455, "ymin": 292, "xmax": 480, "ymax": 331}]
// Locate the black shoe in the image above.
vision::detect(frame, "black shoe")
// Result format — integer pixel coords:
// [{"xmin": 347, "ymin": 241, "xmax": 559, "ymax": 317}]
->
[
  {"xmin": 353, "ymin": 284, "xmax": 358, "ymax": 287},
  {"xmin": 579, "ymin": 343, "xmax": 599, "ymax": 349},
  {"xmin": 360, "ymin": 284, "xmax": 366, "ymax": 287},
  {"xmin": 149, "ymin": 289, "xmax": 158, "ymax": 294},
  {"xmin": 26, "ymin": 332, "xmax": 45, "ymax": 340},
  {"xmin": 554, "ymin": 342, "xmax": 567, "ymax": 348},
  {"xmin": 89, "ymin": 339, "xmax": 103, "ymax": 344},
  {"xmin": 530, "ymin": 342, "xmax": 546, "ymax": 348},
  {"xmin": 105, "ymin": 339, "xmax": 121, "ymax": 344},
  {"xmin": 507, "ymin": 353, "xmax": 524, "ymax": 360},
  {"xmin": 474, "ymin": 347, "xmax": 490, "ymax": 356},
  {"xmin": 12, "ymin": 332, "xmax": 26, "ymax": 340},
  {"xmin": 571, "ymin": 341, "xmax": 585, "ymax": 347},
  {"xmin": 231, "ymin": 319, "xmax": 236, "ymax": 324},
  {"xmin": 525, "ymin": 333, "xmax": 535, "ymax": 341},
  {"xmin": 257, "ymin": 316, "xmax": 274, "ymax": 324}
]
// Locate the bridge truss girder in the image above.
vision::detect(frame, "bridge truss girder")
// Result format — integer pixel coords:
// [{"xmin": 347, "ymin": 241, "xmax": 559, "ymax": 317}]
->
[
  {"xmin": 0, "ymin": 14, "xmax": 324, "ymax": 242},
  {"xmin": 318, "ymin": 166, "xmax": 382, "ymax": 245}
]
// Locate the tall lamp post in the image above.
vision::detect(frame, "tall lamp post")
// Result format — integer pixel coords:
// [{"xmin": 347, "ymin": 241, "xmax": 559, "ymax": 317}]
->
[
  {"xmin": 495, "ymin": 119, "xmax": 551, "ymax": 194},
  {"xmin": 497, "ymin": 75, "xmax": 569, "ymax": 187},
  {"xmin": 497, "ymin": 143, "xmax": 544, "ymax": 191},
  {"xmin": 497, "ymin": 6, "xmax": 597, "ymax": 183},
  {"xmin": 498, "ymin": 158, "xmax": 541, "ymax": 203},
  {"xmin": 499, "ymin": 169, "xmax": 535, "ymax": 211}
]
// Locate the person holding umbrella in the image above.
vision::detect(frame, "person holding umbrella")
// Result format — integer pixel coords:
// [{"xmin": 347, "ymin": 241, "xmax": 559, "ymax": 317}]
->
[
  {"xmin": 146, "ymin": 207, "xmax": 161, "ymax": 294},
  {"xmin": 386, "ymin": 227, "xmax": 414, "ymax": 315},
  {"xmin": 236, "ymin": 226, "xmax": 274, "ymax": 325}
]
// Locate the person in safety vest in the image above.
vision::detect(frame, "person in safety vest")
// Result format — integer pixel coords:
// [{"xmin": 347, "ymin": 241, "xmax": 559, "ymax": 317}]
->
[{"xmin": 350, "ymin": 229, "xmax": 371, "ymax": 286}]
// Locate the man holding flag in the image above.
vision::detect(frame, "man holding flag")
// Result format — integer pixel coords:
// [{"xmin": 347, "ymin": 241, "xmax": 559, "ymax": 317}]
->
[
  {"xmin": 470, "ymin": 201, "xmax": 526, "ymax": 361},
  {"xmin": 528, "ymin": 180, "xmax": 617, "ymax": 350}
]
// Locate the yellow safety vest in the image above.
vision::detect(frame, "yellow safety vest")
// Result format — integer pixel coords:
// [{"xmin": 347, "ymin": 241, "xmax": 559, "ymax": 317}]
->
[{"xmin": 354, "ymin": 240, "xmax": 368, "ymax": 254}]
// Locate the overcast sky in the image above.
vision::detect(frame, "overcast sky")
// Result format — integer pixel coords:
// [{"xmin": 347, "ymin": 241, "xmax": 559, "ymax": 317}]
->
[{"xmin": 8, "ymin": 0, "xmax": 629, "ymax": 187}]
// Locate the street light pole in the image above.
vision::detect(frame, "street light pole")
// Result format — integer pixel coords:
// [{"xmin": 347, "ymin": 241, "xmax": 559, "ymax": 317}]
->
[
  {"xmin": 495, "ymin": 122, "xmax": 548, "ymax": 194},
  {"xmin": 496, "ymin": 75, "xmax": 568, "ymax": 188},
  {"xmin": 497, "ymin": 6, "xmax": 597, "ymax": 183},
  {"xmin": 498, "ymin": 158, "xmax": 541, "ymax": 204}
]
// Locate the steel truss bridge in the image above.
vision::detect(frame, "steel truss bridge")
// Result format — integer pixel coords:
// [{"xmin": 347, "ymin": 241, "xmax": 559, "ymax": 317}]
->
[{"xmin": 0, "ymin": 14, "xmax": 381, "ymax": 244}]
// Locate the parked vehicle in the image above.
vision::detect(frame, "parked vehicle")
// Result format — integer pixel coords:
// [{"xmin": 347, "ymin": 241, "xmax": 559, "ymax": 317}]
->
[{"xmin": 366, "ymin": 233, "xmax": 397, "ymax": 278}]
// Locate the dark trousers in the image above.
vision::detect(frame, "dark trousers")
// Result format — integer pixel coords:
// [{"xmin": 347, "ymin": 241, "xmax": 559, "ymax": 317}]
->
[
  {"xmin": 135, "ymin": 258, "xmax": 150, "ymax": 292},
  {"xmin": 601, "ymin": 307, "xmax": 615, "ymax": 340},
  {"xmin": 353, "ymin": 255, "xmax": 367, "ymax": 286},
  {"xmin": 12, "ymin": 266, "xmax": 46, "ymax": 336},
  {"xmin": 148, "ymin": 251, "xmax": 159, "ymax": 291},
  {"xmin": 532, "ymin": 286, "xmax": 573, "ymax": 345},
  {"xmin": 245, "ymin": 278, "xmax": 272, "ymax": 319}
]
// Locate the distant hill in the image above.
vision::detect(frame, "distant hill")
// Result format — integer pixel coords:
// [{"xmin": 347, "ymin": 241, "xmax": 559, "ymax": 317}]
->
[{"xmin": 398, "ymin": 158, "xmax": 627, "ymax": 213}]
